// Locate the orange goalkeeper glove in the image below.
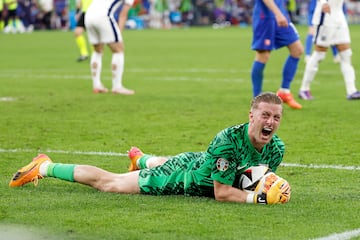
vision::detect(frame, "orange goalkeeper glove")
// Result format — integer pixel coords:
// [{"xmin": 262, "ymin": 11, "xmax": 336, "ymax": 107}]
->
[{"xmin": 246, "ymin": 172, "xmax": 291, "ymax": 204}]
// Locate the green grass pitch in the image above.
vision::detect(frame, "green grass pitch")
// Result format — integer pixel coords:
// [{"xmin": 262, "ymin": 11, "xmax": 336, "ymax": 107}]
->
[{"xmin": 0, "ymin": 25, "xmax": 360, "ymax": 240}]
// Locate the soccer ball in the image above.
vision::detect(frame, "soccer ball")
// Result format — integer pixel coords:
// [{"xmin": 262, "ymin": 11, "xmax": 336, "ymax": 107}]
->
[{"xmin": 233, "ymin": 165, "xmax": 271, "ymax": 193}]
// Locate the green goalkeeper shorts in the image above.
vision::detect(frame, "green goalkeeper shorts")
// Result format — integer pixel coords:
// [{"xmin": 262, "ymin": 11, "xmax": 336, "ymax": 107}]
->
[{"xmin": 138, "ymin": 152, "xmax": 206, "ymax": 196}]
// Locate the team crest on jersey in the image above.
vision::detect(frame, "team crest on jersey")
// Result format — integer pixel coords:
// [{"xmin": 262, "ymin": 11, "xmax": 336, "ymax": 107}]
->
[{"xmin": 216, "ymin": 158, "xmax": 229, "ymax": 172}]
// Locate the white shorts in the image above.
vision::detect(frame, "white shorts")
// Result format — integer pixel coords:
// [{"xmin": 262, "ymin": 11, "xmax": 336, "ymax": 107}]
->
[
  {"xmin": 85, "ymin": 6, "xmax": 122, "ymax": 45},
  {"xmin": 313, "ymin": 24, "xmax": 350, "ymax": 47}
]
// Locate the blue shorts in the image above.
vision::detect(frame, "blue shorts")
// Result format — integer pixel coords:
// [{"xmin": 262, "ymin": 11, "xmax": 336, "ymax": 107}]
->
[{"xmin": 251, "ymin": 18, "xmax": 299, "ymax": 51}]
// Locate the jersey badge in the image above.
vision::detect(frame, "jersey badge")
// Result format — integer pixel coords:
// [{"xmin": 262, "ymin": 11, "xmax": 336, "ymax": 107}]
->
[{"xmin": 216, "ymin": 158, "xmax": 229, "ymax": 172}]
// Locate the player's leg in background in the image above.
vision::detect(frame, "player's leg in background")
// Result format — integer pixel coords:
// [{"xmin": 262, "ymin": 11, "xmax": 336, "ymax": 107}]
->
[
  {"xmin": 337, "ymin": 44, "xmax": 360, "ymax": 99},
  {"xmin": 74, "ymin": 13, "xmax": 89, "ymax": 62},
  {"xmin": 281, "ymin": 40, "xmax": 303, "ymax": 90},
  {"xmin": 251, "ymin": 50, "xmax": 269, "ymax": 97},
  {"xmin": 304, "ymin": 26, "xmax": 314, "ymax": 63},
  {"xmin": 0, "ymin": 10, "xmax": 4, "ymax": 31},
  {"xmin": 299, "ymin": 45, "xmax": 327, "ymax": 99},
  {"xmin": 75, "ymin": 26, "xmax": 89, "ymax": 61},
  {"xmin": 108, "ymin": 41, "xmax": 135, "ymax": 95},
  {"xmin": 276, "ymin": 40, "xmax": 303, "ymax": 109},
  {"xmin": 90, "ymin": 44, "xmax": 109, "ymax": 93}
]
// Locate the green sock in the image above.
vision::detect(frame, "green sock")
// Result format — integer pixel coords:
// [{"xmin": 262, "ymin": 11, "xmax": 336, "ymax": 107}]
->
[
  {"xmin": 47, "ymin": 163, "xmax": 76, "ymax": 182},
  {"xmin": 138, "ymin": 155, "xmax": 152, "ymax": 169}
]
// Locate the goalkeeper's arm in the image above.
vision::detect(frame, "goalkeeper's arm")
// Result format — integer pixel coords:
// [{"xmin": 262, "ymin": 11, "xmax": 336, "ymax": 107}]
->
[
  {"xmin": 213, "ymin": 176, "xmax": 290, "ymax": 204},
  {"xmin": 213, "ymin": 180, "xmax": 257, "ymax": 203}
]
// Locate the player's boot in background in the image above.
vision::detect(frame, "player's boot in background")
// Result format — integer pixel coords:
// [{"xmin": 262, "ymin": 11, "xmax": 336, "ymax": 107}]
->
[
  {"xmin": 347, "ymin": 91, "xmax": 360, "ymax": 100},
  {"xmin": 93, "ymin": 85, "xmax": 109, "ymax": 94},
  {"xmin": 128, "ymin": 147, "xmax": 143, "ymax": 171},
  {"xmin": 298, "ymin": 90, "xmax": 314, "ymax": 100},
  {"xmin": 77, "ymin": 55, "xmax": 89, "ymax": 62},
  {"xmin": 9, "ymin": 154, "xmax": 52, "ymax": 187},
  {"xmin": 277, "ymin": 90, "xmax": 302, "ymax": 109},
  {"xmin": 112, "ymin": 87, "xmax": 135, "ymax": 95}
]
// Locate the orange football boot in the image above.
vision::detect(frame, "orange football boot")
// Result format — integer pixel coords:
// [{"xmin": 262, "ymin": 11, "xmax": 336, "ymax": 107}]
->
[
  {"xmin": 9, "ymin": 154, "xmax": 52, "ymax": 187},
  {"xmin": 276, "ymin": 90, "xmax": 302, "ymax": 109},
  {"xmin": 127, "ymin": 147, "xmax": 144, "ymax": 171}
]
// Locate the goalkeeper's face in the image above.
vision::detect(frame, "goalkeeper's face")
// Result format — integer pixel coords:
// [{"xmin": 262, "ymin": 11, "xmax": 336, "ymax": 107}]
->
[{"xmin": 248, "ymin": 102, "xmax": 282, "ymax": 150}]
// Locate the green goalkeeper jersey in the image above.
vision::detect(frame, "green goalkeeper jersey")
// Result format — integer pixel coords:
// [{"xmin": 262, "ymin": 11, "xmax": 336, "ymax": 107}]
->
[{"xmin": 138, "ymin": 123, "xmax": 285, "ymax": 198}]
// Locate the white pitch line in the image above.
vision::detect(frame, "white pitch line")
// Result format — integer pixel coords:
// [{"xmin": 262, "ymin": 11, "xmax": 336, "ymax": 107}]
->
[
  {"xmin": 0, "ymin": 97, "xmax": 17, "ymax": 102},
  {"xmin": 281, "ymin": 162, "xmax": 360, "ymax": 171},
  {"xmin": 0, "ymin": 148, "xmax": 127, "ymax": 157},
  {"xmin": 0, "ymin": 148, "xmax": 359, "ymax": 171},
  {"xmin": 311, "ymin": 228, "xmax": 360, "ymax": 240}
]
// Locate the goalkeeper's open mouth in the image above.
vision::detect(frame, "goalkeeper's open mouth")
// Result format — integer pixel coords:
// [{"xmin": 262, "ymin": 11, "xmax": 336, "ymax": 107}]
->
[{"xmin": 261, "ymin": 127, "xmax": 273, "ymax": 138}]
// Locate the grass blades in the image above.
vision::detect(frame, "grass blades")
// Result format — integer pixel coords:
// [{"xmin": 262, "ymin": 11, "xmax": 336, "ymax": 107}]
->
[{"xmin": 1, "ymin": 26, "xmax": 360, "ymax": 240}]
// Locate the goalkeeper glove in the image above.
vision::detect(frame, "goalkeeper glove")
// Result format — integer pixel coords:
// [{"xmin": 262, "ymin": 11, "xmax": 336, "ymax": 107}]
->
[{"xmin": 246, "ymin": 173, "xmax": 291, "ymax": 204}]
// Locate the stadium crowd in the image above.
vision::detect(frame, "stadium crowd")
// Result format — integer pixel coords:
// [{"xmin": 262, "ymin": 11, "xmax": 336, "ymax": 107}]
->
[{"xmin": 1, "ymin": 0, "xmax": 360, "ymax": 33}]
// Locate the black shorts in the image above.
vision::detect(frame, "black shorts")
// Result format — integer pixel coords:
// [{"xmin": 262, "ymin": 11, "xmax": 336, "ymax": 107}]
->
[{"xmin": 76, "ymin": 12, "xmax": 86, "ymax": 28}]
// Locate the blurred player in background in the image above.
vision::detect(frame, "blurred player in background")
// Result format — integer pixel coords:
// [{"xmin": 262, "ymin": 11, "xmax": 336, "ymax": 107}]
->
[
  {"xmin": 299, "ymin": 0, "xmax": 360, "ymax": 100},
  {"xmin": 9, "ymin": 92, "xmax": 290, "ymax": 204},
  {"xmin": 0, "ymin": 0, "xmax": 4, "ymax": 31},
  {"xmin": 18, "ymin": 0, "xmax": 35, "ymax": 32},
  {"xmin": 304, "ymin": 0, "xmax": 343, "ymax": 64},
  {"xmin": 250, "ymin": 0, "xmax": 303, "ymax": 109},
  {"xmin": 36, "ymin": 0, "xmax": 54, "ymax": 29},
  {"xmin": 84, "ymin": 0, "xmax": 135, "ymax": 94},
  {"xmin": 74, "ymin": 0, "xmax": 92, "ymax": 62},
  {"xmin": 3, "ymin": 0, "xmax": 25, "ymax": 33},
  {"xmin": 68, "ymin": 0, "xmax": 77, "ymax": 31}
]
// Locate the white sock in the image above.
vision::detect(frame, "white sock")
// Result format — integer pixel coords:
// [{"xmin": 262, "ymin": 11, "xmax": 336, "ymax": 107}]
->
[
  {"xmin": 90, "ymin": 51, "xmax": 103, "ymax": 89},
  {"xmin": 300, "ymin": 51, "xmax": 326, "ymax": 91},
  {"xmin": 111, "ymin": 52, "xmax": 124, "ymax": 90},
  {"xmin": 39, "ymin": 161, "xmax": 51, "ymax": 177},
  {"xmin": 339, "ymin": 49, "xmax": 357, "ymax": 95}
]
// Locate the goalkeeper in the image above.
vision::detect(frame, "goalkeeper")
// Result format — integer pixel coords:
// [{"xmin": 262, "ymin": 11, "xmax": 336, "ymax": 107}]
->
[{"xmin": 9, "ymin": 92, "xmax": 290, "ymax": 205}]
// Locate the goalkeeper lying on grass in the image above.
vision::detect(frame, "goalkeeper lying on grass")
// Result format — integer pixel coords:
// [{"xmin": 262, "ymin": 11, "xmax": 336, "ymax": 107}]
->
[{"xmin": 9, "ymin": 92, "xmax": 290, "ymax": 205}]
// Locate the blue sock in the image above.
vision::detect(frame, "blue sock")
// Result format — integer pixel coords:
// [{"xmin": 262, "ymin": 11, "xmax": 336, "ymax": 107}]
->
[
  {"xmin": 331, "ymin": 45, "xmax": 338, "ymax": 56},
  {"xmin": 251, "ymin": 61, "xmax": 265, "ymax": 97},
  {"xmin": 281, "ymin": 56, "xmax": 299, "ymax": 89},
  {"xmin": 305, "ymin": 34, "xmax": 313, "ymax": 56}
]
